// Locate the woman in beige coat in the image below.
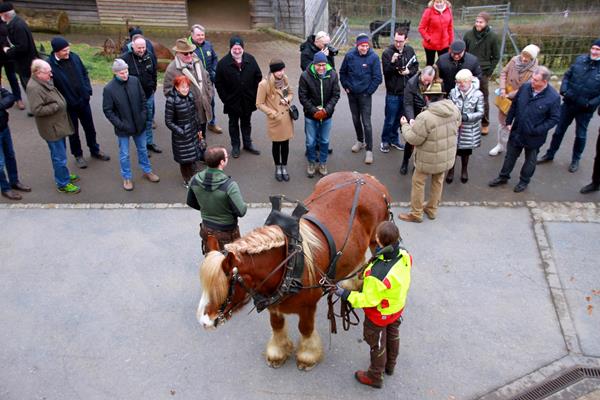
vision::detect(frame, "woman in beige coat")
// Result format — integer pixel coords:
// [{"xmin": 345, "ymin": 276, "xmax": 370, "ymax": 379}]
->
[{"xmin": 256, "ymin": 59, "xmax": 294, "ymax": 181}]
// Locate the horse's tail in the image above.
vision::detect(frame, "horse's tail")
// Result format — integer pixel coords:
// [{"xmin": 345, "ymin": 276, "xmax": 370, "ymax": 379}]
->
[
  {"xmin": 299, "ymin": 220, "xmax": 324, "ymax": 285},
  {"xmin": 199, "ymin": 251, "xmax": 229, "ymax": 307}
]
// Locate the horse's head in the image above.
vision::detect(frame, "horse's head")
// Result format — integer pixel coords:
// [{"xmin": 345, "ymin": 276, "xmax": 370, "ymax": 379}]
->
[{"xmin": 196, "ymin": 249, "xmax": 250, "ymax": 329}]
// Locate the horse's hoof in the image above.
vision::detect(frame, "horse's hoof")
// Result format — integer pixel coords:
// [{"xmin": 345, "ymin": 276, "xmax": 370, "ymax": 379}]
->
[
  {"xmin": 267, "ymin": 357, "xmax": 288, "ymax": 369},
  {"xmin": 296, "ymin": 360, "xmax": 318, "ymax": 371}
]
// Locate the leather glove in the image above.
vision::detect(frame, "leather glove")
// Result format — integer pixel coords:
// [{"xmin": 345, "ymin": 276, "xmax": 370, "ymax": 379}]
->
[
  {"xmin": 313, "ymin": 109, "xmax": 328, "ymax": 120},
  {"xmin": 462, "ymin": 113, "xmax": 469, "ymax": 122}
]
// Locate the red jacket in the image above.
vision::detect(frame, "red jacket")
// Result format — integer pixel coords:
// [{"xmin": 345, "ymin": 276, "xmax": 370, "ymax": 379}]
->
[{"xmin": 418, "ymin": 5, "xmax": 454, "ymax": 51}]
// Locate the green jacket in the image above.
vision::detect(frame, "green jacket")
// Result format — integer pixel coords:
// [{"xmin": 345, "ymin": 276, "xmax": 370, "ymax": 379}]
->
[
  {"xmin": 463, "ymin": 26, "xmax": 500, "ymax": 76},
  {"xmin": 186, "ymin": 168, "xmax": 247, "ymax": 230},
  {"xmin": 342, "ymin": 244, "xmax": 412, "ymax": 326},
  {"xmin": 26, "ymin": 77, "xmax": 73, "ymax": 141}
]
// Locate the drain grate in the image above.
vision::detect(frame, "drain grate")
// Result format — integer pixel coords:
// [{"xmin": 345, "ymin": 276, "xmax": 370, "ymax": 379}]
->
[{"xmin": 508, "ymin": 367, "xmax": 600, "ymax": 400}]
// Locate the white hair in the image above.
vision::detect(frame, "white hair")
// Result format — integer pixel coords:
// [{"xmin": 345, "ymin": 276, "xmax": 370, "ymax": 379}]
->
[
  {"xmin": 455, "ymin": 68, "xmax": 473, "ymax": 82},
  {"xmin": 31, "ymin": 59, "xmax": 50, "ymax": 75},
  {"xmin": 191, "ymin": 24, "xmax": 205, "ymax": 34},
  {"xmin": 315, "ymin": 31, "xmax": 329, "ymax": 41}
]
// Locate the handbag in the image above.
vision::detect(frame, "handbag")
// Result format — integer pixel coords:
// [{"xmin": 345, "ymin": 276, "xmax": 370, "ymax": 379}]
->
[
  {"xmin": 494, "ymin": 84, "xmax": 513, "ymax": 115},
  {"xmin": 288, "ymin": 104, "xmax": 299, "ymax": 121}
]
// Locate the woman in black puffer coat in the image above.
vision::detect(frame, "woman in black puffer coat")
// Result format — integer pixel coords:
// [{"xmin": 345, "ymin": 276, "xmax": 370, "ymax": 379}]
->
[{"xmin": 165, "ymin": 75, "xmax": 204, "ymax": 185}]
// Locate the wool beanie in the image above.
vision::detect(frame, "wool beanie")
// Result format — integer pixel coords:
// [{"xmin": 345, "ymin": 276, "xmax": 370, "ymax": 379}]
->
[
  {"xmin": 522, "ymin": 44, "xmax": 540, "ymax": 59},
  {"xmin": 593, "ymin": 38, "xmax": 600, "ymax": 48},
  {"xmin": 269, "ymin": 58, "xmax": 285, "ymax": 73},
  {"xmin": 313, "ymin": 52, "xmax": 328, "ymax": 64},
  {"xmin": 112, "ymin": 58, "xmax": 128, "ymax": 73},
  {"xmin": 129, "ymin": 27, "xmax": 143, "ymax": 39},
  {"xmin": 0, "ymin": 2, "xmax": 14, "ymax": 12},
  {"xmin": 229, "ymin": 36, "xmax": 244, "ymax": 49},
  {"xmin": 51, "ymin": 37, "xmax": 69, "ymax": 53},
  {"xmin": 356, "ymin": 34, "xmax": 369, "ymax": 46},
  {"xmin": 477, "ymin": 12, "xmax": 490, "ymax": 23}
]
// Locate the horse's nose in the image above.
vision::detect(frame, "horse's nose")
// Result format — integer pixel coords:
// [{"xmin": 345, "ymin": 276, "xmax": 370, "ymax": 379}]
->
[{"xmin": 197, "ymin": 312, "xmax": 216, "ymax": 330}]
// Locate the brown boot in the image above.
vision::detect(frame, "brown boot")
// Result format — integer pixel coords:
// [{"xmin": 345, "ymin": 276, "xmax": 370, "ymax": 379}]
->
[
  {"xmin": 398, "ymin": 213, "xmax": 422, "ymax": 223},
  {"xmin": 354, "ymin": 370, "xmax": 382, "ymax": 389},
  {"xmin": 1, "ymin": 190, "xmax": 22, "ymax": 200},
  {"xmin": 143, "ymin": 172, "xmax": 160, "ymax": 183}
]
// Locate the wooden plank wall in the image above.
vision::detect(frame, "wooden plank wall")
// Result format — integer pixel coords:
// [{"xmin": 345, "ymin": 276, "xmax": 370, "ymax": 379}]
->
[
  {"xmin": 272, "ymin": 0, "xmax": 305, "ymax": 37},
  {"xmin": 12, "ymin": 0, "xmax": 100, "ymax": 24},
  {"xmin": 96, "ymin": 0, "xmax": 188, "ymax": 27}
]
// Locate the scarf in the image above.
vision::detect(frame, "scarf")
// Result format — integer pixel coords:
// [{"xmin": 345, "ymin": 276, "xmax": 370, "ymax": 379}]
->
[
  {"xmin": 274, "ymin": 76, "xmax": 285, "ymax": 90},
  {"xmin": 514, "ymin": 55, "xmax": 536, "ymax": 74},
  {"xmin": 473, "ymin": 26, "xmax": 489, "ymax": 41}
]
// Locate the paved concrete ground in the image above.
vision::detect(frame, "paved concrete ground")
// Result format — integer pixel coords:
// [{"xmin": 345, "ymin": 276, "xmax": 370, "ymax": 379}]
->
[{"xmin": 1, "ymin": 203, "xmax": 599, "ymax": 399}]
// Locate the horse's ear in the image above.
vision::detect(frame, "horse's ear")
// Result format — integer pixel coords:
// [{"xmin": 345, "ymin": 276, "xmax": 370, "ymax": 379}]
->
[
  {"xmin": 221, "ymin": 252, "xmax": 237, "ymax": 275},
  {"xmin": 205, "ymin": 236, "xmax": 220, "ymax": 252}
]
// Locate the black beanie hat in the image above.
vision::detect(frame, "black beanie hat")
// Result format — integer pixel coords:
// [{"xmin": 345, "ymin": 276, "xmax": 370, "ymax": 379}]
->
[
  {"xmin": 0, "ymin": 2, "xmax": 14, "ymax": 12},
  {"xmin": 129, "ymin": 27, "xmax": 143, "ymax": 39},
  {"xmin": 51, "ymin": 37, "xmax": 69, "ymax": 53},
  {"xmin": 229, "ymin": 36, "xmax": 244, "ymax": 49},
  {"xmin": 269, "ymin": 59, "xmax": 285, "ymax": 73}
]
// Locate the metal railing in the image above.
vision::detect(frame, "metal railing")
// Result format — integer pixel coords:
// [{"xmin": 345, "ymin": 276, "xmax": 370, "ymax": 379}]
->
[{"xmin": 331, "ymin": 17, "xmax": 349, "ymax": 48}]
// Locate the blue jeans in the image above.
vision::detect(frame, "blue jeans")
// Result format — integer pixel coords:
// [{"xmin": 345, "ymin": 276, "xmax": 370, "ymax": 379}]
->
[
  {"xmin": 0, "ymin": 127, "xmax": 19, "ymax": 192},
  {"xmin": 305, "ymin": 117, "xmax": 332, "ymax": 164},
  {"xmin": 144, "ymin": 94, "xmax": 155, "ymax": 145},
  {"xmin": 381, "ymin": 94, "xmax": 404, "ymax": 146},
  {"xmin": 546, "ymin": 101, "xmax": 594, "ymax": 162},
  {"xmin": 46, "ymin": 138, "xmax": 71, "ymax": 188},
  {"xmin": 499, "ymin": 141, "xmax": 539, "ymax": 185},
  {"xmin": 117, "ymin": 133, "xmax": 152, "ymax": 179}
]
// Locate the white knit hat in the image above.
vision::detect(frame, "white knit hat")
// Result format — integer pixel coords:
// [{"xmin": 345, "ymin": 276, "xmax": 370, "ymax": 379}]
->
[{"xmin": 521, "ymin": 44, "xmax": 540, "ymax": 59}]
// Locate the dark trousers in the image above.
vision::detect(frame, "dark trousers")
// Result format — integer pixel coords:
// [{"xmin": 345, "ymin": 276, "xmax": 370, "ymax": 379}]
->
[
  {"xmin": 199, "ymin": 223, "xmax": 240, "ymax": 254},
  {"xmin": 15, "ymin": 60, "xmax": 32, "ymax": 91},
  {"xmin": 402, "ymin": 143, "xmax": 414, "ymax": 165},
  {"xmin": 425, "ymin": 48, "xmax": 448, "ymax": 66},
  {"xmin": 348, "ymin": 93, "xmax": 373, "ymax": 151},
  {"xmin": 179, "ymin": 163, "xmax": 197, "ymax": 184},
  {"xmin": 363, "ymin": 317, "xmax": 401, "ymax": 382},
  {"xmin": 499, "ymin": 141, "xmax": 539, "ymax": 185},
  {"xmin": 0, "ymin": 59, "xmax": 22, "ymax": 101},
  {"xmin": 67, "ymin": 101, "xmax": 100, "ymax": 157},
  {"xmin": 546, "ymin": 101, "xmax": 594, "ymax": 162},
  {"xmin": 272, "ymin": 140, "xmax": 289, "ymax": 165},
  {"xmin": 227, "ymin": 112, "xmax": 253, "ymax": 150},
  {"xmin": 593, "ymin": 127, "xmax": 600, "ymax": 184},
  {"xmin": 480, "ymin": 74, "xmax": 490, "ymax": 127}
]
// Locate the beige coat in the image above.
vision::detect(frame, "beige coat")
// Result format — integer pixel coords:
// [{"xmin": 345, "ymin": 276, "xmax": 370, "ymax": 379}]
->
[
  {"xmin": 500, "ymin": 55, "xmax": 538, "ymax": 99},
  {"xmin": 164, "ymin": 55, "xmax": 213, "ymax": 124},
  {"xmin": 401, "ymin": 99, "xmax": 460, "ymax": 174},
  {"xmin": 256, "ymin": 74, "xmax": 294, "ymax": 142},
  {"xmin": 26, "ymin": 77, "xmax": 73, "ymax": 142}
]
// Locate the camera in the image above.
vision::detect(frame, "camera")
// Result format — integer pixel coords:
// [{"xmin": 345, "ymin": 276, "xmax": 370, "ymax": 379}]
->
[{"xmin": 327, "ymin": 45, "xmax": 339, "ymax": 56}]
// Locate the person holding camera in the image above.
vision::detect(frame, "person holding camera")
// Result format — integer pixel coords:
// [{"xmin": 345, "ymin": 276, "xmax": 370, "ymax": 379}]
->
[
  {"xmin": 256, "ymin": 59, "xmax": 294, "ymax": 182},
  {"xmin": 380, "ymin": 28, "xmax": 418, "ymax": 154},
  {"xmin": 300, "ymin": 31, "xmax": 338, "ymax": 72}
]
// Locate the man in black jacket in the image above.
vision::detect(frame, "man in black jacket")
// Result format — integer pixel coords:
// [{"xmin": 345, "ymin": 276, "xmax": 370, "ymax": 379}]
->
[
  {"xmin": 298, "ymin": 52, "xmax": 340, "ymax": 177},
  {"xmin": 300, "ymin": 31, "xmax": 336, "ymax": 72},
  {"xmin": 215, "ymin": 36, "xmax": 262, "ymax": 158},
  {"xmin": 48, "ymin": 37, "xmax": 110, "ymax": 169},
  {"xmin": 103, "ymin": 59, "xmax": 159, "ymax": 191},
  {"xmin": 0, "ymin": 85, "xmax": 30, "ymax": 200},
  {"xmin": 0, "ymin": 19, "xmax": 23, "ymax": 110},
  {"xmin": 380, "ymin": 29, "xmax": 418, "ymax": 153},
  {"xmin": 121, "ymin": 34, "xmax": 160, "ymax": 154},
  {"xmin": 436, "ymin": 40, "xmax": 482, "ymax": 96},
  {"xmin": 0, "ymin": 3, "xmax": 37, "ymax": 91}
]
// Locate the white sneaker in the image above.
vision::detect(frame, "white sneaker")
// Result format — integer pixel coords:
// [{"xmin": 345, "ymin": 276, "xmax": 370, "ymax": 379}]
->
[
  {"xmin": 364, "ymin": 151, "xmax": 373, "ymax": 164},
  {"xmin": 351, "ymin": 141, "xmax": 366, "ymax": 153},
  {"xmin": 488, "ymin": 144, "xmax": 505, "ymax": 156}
]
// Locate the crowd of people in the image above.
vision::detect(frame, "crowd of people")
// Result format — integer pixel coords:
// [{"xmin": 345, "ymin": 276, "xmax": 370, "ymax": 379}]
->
[{"xmin": 1, "ymin": 1, "xmax": 599, "ymax": 205}]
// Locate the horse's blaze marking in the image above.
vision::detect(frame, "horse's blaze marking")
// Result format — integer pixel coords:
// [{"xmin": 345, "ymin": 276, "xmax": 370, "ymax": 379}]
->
[{"xmin": 197, "ymin": 293, "xmax": 214, "ymax": 328}]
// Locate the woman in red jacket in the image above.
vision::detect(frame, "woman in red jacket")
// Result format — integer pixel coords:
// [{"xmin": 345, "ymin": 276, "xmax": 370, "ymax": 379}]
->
[{"xmin": 418, "ymin": 0, "xmax": 454, "ymax": 66}]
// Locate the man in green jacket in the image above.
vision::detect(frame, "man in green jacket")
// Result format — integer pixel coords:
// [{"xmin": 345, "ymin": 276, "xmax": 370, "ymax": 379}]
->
[
  {"xmin": 463, "ymin": 11, "xmax": 500, "ymax": 135},
  {"xmin": 186, "ymin": 145, "xmax": 247, "ymax": 253},
  {"xmin": 333, "ymin": 221, "xmax": 412, "ymax": 389}
]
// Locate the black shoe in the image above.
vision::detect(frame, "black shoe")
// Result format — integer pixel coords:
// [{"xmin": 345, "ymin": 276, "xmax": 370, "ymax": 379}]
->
[
  {"xmin": 231, "ymin": 147, "xmax": 240, "ymax": 158},
  {"xmin": 536, "ymin": 154, "xmax": 553, "ymax": 164},
  {"xmin": 243, "ymin": 146, "xmax": 260, "ymax": 155},
  {"xmin": 568, "ymin": 160, "xmax": 579, "ymax": 173},
  {"xmin": 91, "ymin": 151, "xmax": 111, "ymax": 161},
  {"xmin": 488, "ymin": 177, "xmax": 508, "ymax": 187},
  {"xmin": 580, "ymin": 182, "xmax": 600, "ymax": 194},
  {"xmin": 399, "ymin": 163, "xmax": 408, "ymax": 175},
  {"xmin": 281, "ymin": 165, "xmax": 290, "ymax": 181},
  {"xmin": 445, "ymin": 168, "xmax": 454, "ymax": 184},
  {"xmin": 147, "ymin": 143, "xmax": 162, "ymax": 153},
  {"xmin": 513, "ymin": 182, "xmax": 528, "ymax": 193}
]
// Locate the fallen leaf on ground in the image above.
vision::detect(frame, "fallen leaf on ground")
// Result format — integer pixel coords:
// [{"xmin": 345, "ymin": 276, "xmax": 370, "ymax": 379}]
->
[{"xmin": 587, "ymin": 305, "xmax": 593, "ymax": 316}]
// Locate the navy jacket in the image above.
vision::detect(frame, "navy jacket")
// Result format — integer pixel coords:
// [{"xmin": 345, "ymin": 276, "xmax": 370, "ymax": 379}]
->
[
  {"xmin": 0, "ymin": 87, "xmax": 16, "ymax": 130},
  {"xmin": 47, "ymin": 52, "xmax": 92, "ymax": 108},
  {"xmin": 102, "ymin": 75, "xmax": 147, "ymax": 137},
  {"xmin": 339, "ymin": 47, "xmax": 382, "ymax": 95},
  {"xmin": 189, "ymin": 37, "xmax": 218, "ymax": 83},
  {"xmin": 506, "ymin": 82, "xmax": 561, "ymax": 149},
  {"xmin": 560, "ymin": 55, "xmax": 600, "ymax": 113}
]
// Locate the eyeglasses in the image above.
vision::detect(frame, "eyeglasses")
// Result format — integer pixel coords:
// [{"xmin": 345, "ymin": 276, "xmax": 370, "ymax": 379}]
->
[{"xmin": 181, "ymin": 51, "xmax": 193, "ymax": 56}]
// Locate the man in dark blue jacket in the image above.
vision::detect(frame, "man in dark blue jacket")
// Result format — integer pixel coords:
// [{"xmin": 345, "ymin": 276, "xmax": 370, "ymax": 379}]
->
[
  {"xmin": 189, "ymin": 24, "xmax": 222, "ymax": 134},
  {"xmin": 538, "ymin": 39, "xmax": 600, "ymax": 173},
  {"xmin": 48, "ymin": 37, "xmax": 110, "ymax": 169},
  {"xmin": 489, "ymin": 66, "xmax": 560, "ymax": 192},
  {"xmin": 339, "ymin": 33, "xmax": 382, "ymax": 164}
]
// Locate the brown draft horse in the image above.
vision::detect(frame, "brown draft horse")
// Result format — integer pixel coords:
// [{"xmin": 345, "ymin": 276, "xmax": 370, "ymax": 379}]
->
[{"xmin": 196, "ymin": 171, "xmax": 391, "ymax": 370}]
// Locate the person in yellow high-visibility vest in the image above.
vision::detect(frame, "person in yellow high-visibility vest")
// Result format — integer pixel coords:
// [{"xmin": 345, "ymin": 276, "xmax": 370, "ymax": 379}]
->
[{"xmin": 334, "ymin": 221, "xmax": 412, "ymax": 388}]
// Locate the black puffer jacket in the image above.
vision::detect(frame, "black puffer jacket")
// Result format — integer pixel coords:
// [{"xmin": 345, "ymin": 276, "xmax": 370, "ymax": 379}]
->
[
  {"xmin": 382, "ymin": 44, "xmax": 418, "ymax": 96},
  {"xmin": 298, "ymin": 63, "xmax": 340, "ymax": 120},
  {"xmin": 300, "ymin": 35, "xmax": 336, "ymax": 71},
  {"xmin": 165, "ymin": 89, "xmax": 202, "ymax": 164},
  {"xmin": 403, "ymin": 72, "xmax": 427, "ymax": 120},
  {"xmin": 121, "ymin": 49, "xmax": 158, "ymax": 98},
  {"xmin": 436, "ymin": 52, "xmax": 482, "ymax": 95},
  {"xmin": 102, "ymin": 75, "xmax": 147, "ymax": 137}
]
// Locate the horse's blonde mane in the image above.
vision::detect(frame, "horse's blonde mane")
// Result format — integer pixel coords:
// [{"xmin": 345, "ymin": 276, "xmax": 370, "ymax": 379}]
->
[
  {"xmin": 200, "ymin": 251, "xmax": 228, "ymax": 306},
  {"xmin": 299, "ymin": 219, "xmax": 323, "ymax": 284},
  {"xmin": 224, "ymin": 225, "xmax": 286, "ymax": 254}
]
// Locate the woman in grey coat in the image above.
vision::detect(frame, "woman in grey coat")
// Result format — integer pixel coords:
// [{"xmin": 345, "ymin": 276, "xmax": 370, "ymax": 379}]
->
[{"xmin": 448, "ymin": 68, "xmax": 484, "ymax": 183}]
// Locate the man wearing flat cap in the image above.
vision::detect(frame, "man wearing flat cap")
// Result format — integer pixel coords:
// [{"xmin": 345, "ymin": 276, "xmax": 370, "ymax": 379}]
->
[
  {"xmin": 164, "ymin": 38, "xmax": 213, "ymax": 151},
  {"xmin": 48, "ymin": 36, "xmax": 110, "ymax": 169},
  {"xmin": 103, "ymin": 59, "xmax": 159, "ymax": 191},
  {"xmin": 436, "ymin": 39, "xmax": 482, "ymax": 96},
  {"xmin": 0, "ymin": 2, "xmax": 37, "ymax": 94},
  {"xmin": 398, "ymin": 82, "xmax": 460, "ymax": 223},
  {"xmin": 215, "ymin": 36, "xmax": 263, "ymax": 158}
]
